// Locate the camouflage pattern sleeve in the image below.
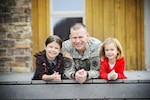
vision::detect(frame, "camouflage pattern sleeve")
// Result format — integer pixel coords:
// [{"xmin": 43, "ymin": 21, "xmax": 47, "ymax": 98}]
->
[
  {"xmin": 87, "ymin": 56, "xmax": 100, "ymax": 79},
  {"xmin": 63, "ymin": 57, "xmax": 75, "ymax": 79},
  {"xmin": 62, "ymin": 40, "xmax": 75, "ymax": 79},
  {"xmin": 87, "ymin": 37, "xmax": 102, "ymax": 79},
  {"xmin": 61, "ymin": 40, "xmax": 73, "ymax": 55}
]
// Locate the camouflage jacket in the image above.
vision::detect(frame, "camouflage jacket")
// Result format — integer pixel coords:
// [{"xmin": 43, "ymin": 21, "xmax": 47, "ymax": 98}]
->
[{"xmin": 62, "ymin": 37, "xmax": 102, "ymax": 79}]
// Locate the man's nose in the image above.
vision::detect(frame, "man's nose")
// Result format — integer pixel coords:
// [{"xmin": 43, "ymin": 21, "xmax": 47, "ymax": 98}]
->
[{"xmin": 76, "ymin": 38, "xmax": 80, "ymax": 42}]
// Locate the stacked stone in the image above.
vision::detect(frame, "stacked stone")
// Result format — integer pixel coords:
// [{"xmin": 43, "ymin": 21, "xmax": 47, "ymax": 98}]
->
[{"xmin": 0, "ymin": 0, "xmax": 32, "ymax": 72}]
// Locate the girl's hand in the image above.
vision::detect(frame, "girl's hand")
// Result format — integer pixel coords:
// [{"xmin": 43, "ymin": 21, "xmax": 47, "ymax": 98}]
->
[
  {"xmin": 52, "ymin": 72, "xmax": 61, "ymax": 82},
  {"xmin": 109, "ymin": 70, "xmax": 117, "ymax": 80},
  {"xmin": 42, "ymin": 72, "xmax": 61, "ymax": 82}
]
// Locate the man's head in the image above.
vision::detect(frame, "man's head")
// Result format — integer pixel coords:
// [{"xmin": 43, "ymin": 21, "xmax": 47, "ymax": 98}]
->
[{"xmin": 69, "ymin": 23, "xmax": 90, "ymax": 53}]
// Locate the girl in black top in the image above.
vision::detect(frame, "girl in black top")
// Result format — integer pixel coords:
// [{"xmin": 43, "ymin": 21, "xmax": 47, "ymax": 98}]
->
[{"xmin": 32, "ymin": 35, "xmax": 72, "ymax": 82}]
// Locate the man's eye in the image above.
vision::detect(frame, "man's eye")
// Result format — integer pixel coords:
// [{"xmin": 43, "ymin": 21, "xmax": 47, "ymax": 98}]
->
[
  {"xmin": 73, "ymin": 37, "xmax": 77, "ymax": 39},
  {"xmin": 48, "ymin": 46, "xmax": 53, "ymax": 48}
]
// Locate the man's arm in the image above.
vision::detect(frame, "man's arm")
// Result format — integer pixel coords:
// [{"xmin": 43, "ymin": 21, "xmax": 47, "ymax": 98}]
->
[
  {"xmin": 62, "ymin": 40, "xmax": 76, "ymax": 79},
  {"xmin": 64, "ymin": 65, "xmax": 75, "ymax": 79},
  {"xmin": 87, "ymin": 56, "xmax": 100, "ymax": 79},
  {"xmin": 61, "ymin": 40, "xmax": 73, "ymax": 55},
  {"xmin": 87, "ymin": 37, "xmax": 102, "ymax": 79}
]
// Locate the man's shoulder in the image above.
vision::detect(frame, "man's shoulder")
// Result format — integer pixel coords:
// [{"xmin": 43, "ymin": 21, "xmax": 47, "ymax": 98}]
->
[
  {"xmin": 88, "ymin": 37, "xmax": 102, "ymax": 44},
  {"xmin": 62, "ymin": 39, "xmax": 74, "ymax": 51},
  {"xmin": 88, "ymin": 37, "xmax": 102, "ymax": 48},
  {"xmin": 63, "ymin": 39, "xmax": 71, "ymax": 45}
]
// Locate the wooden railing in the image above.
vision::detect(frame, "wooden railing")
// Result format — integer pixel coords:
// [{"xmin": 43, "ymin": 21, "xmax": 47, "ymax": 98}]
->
[{"xmin": 0, "ymin": 71, "xmax": 150, "ymax": 99}]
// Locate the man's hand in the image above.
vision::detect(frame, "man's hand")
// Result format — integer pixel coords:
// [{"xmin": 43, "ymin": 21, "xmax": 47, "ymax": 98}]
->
[{"xmin": 75, "ymin": 69, "xmax": 88, "ymax": 84}]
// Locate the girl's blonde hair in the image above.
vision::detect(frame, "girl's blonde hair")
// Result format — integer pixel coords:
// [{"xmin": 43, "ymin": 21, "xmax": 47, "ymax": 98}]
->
[{"xmin": 100, "ymin": 38, "xmax": 124, "ymax": 60}]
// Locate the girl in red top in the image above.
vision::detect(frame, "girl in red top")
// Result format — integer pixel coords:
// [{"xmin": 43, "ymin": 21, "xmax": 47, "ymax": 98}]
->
[{"xmin": 99, "ymin": 38, "xmax": 127, "ymax": 80}]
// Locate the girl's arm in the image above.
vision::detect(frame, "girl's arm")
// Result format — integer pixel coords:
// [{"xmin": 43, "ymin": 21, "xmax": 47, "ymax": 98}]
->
[
  {"xmin": 116, "ymin": 63, "xmax": 127, "ymax": 79},
  {"xmin": 32, "ymin": 57, "xmax": 45, "ymax": 80},
  {"xmin": 42, "ymin": 72, "xmax": 61, "ymax": 82},
  {"xmin": 100, "ymin": 60, "xmax": 109, "ymax": 80},
  {"xmin": 42, "ymin": 74, "xmax": 54, "ymax": 80},
  {"xmin": 116, "ymin": 58, "xmax": 127, "ymax": 79}
]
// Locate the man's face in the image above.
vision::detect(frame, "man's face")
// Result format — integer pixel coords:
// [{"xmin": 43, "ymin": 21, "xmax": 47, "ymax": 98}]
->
[{"xmin": 70, "ymin": 28, "xmax": 89, "ymax": 53}]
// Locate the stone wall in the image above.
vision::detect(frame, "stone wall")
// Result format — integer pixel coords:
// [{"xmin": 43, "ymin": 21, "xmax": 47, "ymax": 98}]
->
[{"xmin": 0, "ymin": 0, "xmax": 32, "ymax": 72}]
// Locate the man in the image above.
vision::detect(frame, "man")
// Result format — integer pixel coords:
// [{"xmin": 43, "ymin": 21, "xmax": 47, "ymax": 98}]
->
[{"xmin": 62, "ymin": 23, "xmax": 102, "ymax": 84}]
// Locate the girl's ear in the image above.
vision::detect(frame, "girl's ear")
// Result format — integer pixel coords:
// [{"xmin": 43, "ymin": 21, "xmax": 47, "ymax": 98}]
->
[{"xmin": 117, "ymin": 51, "xmax": 119, "ymax": 55}]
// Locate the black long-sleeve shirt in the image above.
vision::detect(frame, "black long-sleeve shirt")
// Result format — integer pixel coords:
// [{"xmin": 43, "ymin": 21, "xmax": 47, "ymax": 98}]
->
[{"xmin": 32, "ymin": 50, "xmax": 72, "ymax": 80}]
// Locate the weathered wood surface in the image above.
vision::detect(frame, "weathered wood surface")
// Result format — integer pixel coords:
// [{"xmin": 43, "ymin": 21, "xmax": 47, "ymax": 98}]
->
[{"xmin": 0, "ymin": 71, "xmax": 150, "ymax": 99}]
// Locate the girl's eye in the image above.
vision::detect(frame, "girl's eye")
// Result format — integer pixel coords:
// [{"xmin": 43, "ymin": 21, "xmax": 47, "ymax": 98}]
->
[
  {"xmin": 105, "ymin": 49, "xmax": 109, "ymax": 52},
  {"xmin": 49, "ymin": 46, "xmax": 59, "ymax": 50},
  {"xmin": 111, "ymin": 49, "xmax": 115, "ymax": 51},
  {"xmin": 55, "ymin": 47, "xmax": 59, "ymax": 50}
]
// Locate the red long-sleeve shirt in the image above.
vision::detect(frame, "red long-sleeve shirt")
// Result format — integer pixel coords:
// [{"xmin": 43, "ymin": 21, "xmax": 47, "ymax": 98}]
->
[{"xmin": 100, "ymin": 57, "xmax": 127, "ymax": 80}]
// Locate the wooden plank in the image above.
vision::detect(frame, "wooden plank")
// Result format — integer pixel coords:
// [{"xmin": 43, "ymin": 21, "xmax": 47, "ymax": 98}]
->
[
  {"xmin": 46, "ymin": 0, "xmax": 50, "ymax": 37},
  {"xmin": 0, "ymin": 84, "xmax": 150, "ymax": 99},
  {"xmin": 140, "ymin": 0, "xmax": 145, "ymax": 70},
  {"xmin": 1, "ymin": 71, "xmax": 150, "ymax": 83},
  {"xmin": 125, "ymin": 0, "xmax": 137, "ymax": 70},
  {"xmin": 32, "ymin": 0, "xmax": 50, "ymax": 70},
  {"xmin": 93, "ymin": 0, "xmax": 104, "ymax": 41},
  {"xmin": 86, "ymin": 0, "xmax": 93, "ymax": 35},
  {"xmin": 114, "ymin": 0, "xmax": 126, "ymax": 62},
  {"xmin": 104, "ymin": 0, "xmax": 115, "ymax": 39},
  {"xmin": 137, "ymin": 0, "xmax": 142, "ymax": 70},
  {"xmin": 38, "ymin": 0, "xmax": 48, "ymax": 51},
  {"xmin": 32, "ymin": 0, "xmax": 38, "ymax": 70}
]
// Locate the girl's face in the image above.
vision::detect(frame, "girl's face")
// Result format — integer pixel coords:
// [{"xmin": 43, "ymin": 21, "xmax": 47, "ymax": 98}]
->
[
  {"xmin": 104, "ymin": 43, "xmax": 118, "ymax": 62},
  {"xmin": 45, "ymin": 41, "xmax": 61, "ymax": 61}
]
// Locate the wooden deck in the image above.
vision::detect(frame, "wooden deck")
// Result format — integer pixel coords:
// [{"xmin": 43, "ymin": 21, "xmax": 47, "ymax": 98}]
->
[{"xmin": 0, "ymin": 71, "xmax": 150, "ymax": 100}]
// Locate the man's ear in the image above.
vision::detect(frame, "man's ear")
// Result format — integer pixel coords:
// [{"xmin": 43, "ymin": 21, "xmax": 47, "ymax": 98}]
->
[
  {"xmin": 87, "ymin": 32, "xmax": 90, "ymax": 38},
  {"xmin": 69, "ymin": 34, "xmax": 71, "ymax": 39}
]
